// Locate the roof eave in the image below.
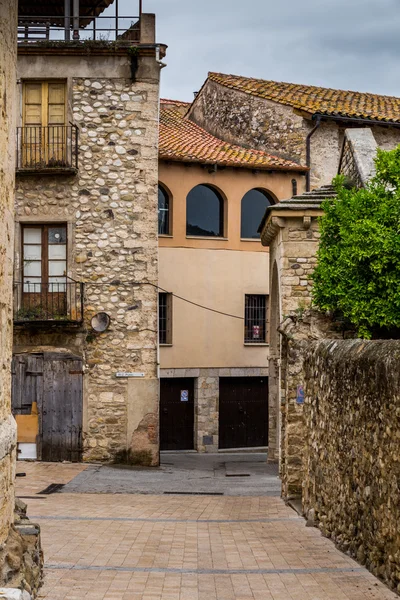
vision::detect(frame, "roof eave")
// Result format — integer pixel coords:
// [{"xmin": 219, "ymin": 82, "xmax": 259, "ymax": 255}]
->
[{"xmin": 158, "ymin": 155, "xmax": 308, "ymax": 173}]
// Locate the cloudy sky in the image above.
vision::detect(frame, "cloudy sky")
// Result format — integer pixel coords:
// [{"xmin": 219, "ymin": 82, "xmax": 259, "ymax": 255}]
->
[{"xmin": 120, "ymin": 0, "xmax": 400, "ymax": 102}]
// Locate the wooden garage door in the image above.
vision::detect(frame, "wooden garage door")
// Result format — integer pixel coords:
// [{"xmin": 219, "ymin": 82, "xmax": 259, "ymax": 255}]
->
[
  {"xmin": 12, "ymin": 352, "xmax": 83, "ymax": 462},
  {"xmin": 160, "ymin": 378, "xmax": 194, "ymax": 451},
  {"xmin": 219, "ymin": 377, "xmax": 268, "ymax": 449}
]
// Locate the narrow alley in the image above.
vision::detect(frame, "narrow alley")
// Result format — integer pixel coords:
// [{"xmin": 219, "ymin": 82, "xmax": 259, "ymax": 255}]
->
[{"xmin": 16, "ymin": 458, "xmax": 397, "ymax": 600}]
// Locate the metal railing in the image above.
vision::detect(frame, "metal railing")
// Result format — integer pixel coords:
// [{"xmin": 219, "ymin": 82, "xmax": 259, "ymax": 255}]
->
[
  {"xmin": 14, "ymin": 280, "xmax": 84, "ymax": 324},
  {"xmin": 18, "ymin": 15, "xmax": 140, "ymax": 44},
  {"xmin": 16, "ymin": 125, "xmax": 79, "ymax": 172}
]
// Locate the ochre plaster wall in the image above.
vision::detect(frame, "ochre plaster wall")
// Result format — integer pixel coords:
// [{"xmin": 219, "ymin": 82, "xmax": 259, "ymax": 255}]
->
[
  {"xmin": 159, "ymin": 247, "xmax": 269, "ymax": 369},
  {"xmin": 158, "ymin": 161, "xmax": 305, "ymax": 251}
]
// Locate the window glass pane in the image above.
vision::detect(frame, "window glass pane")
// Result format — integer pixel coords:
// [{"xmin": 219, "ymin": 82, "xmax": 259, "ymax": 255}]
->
[
  {"xmin": 23, "ymin": 244, "xmax": 41, "ymax": 260},
  {"xmin": 48, "ymin": 261, "xmax": 66, "ymax": 276},
  {"xmin": 49, "ymin": 227, "xmax": 67, "ymax": 244},
  {"xmin": 24, "ymin": 261, "xmax": 42, "ymax": 277},
  {"xmin": 48, "ymin": 244, "xmax": 66, "ymax": 259},
  {"xmin": 186, "ymin": 185, "xmax": 223, "ymax": 237},
  {"xmin": 241, "ymin": 189, "xmax": 272, "ymax": 239},
  {"xmin": 24, "ymin": 228, "xmax": 42, "ymax": 244},
  {"xmin": 23, "ymin": 278, "xmax": 41, "ymax": 293},
  {"xmin": 158, "ymin": 185, "xmax": 170, "ymax": 235},
  {"xmin": 48, "ymin": 277, "xmax": 66, "ymax": 292}
]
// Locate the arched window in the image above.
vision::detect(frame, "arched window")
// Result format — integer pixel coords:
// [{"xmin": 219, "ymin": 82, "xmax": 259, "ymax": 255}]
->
[
  {"xmin": 186, "ymin": 184, "xmax": 224, "ymax": 237},
  {"xmin": 241, "ymin": 189, "xmax": 274, "ymax": 239},
  {"xmin": 158, "ymin": 184, "xmax": 170, "ymax": 235}
]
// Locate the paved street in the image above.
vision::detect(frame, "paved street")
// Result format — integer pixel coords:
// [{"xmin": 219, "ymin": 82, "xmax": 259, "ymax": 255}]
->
[{"xmin": 16, "ymin": 457, "xmax": 397, "ymax": 600}]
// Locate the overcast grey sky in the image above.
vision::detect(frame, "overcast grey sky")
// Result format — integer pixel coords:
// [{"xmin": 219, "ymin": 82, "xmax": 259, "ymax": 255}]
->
[{"xmin": 122, "ymin": 0, "xmax": 400, "ymax": 102}]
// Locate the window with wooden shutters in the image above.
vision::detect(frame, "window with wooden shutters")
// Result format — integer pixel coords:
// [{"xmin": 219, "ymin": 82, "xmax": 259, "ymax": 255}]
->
[{"xmin": 20, "ymin": 81, "xmax": 72, "ymax": 169}]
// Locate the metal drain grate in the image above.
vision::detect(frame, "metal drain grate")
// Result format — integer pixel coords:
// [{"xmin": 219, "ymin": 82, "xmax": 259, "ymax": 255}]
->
[
  {"xmin": 38, "ymin": 483, "xmax": 65, "ymax": 495},
  {"xmin": 163, "ymin": 491, "xmax": 224, "ymax": 496}
]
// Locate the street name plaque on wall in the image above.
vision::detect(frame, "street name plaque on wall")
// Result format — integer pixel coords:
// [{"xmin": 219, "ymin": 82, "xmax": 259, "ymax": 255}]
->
[{"xmin": 115, "ymin": 372, "xmax": 145, "ymax": 378}]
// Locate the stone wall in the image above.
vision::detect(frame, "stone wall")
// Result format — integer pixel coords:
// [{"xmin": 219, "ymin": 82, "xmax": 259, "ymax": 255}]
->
[
  {"xmin": 0, "ymin": 0, "xmax": 18, "ymax": 548},
  {"xmin": 15, "ymin": 55, "xmax": 160, "ymax": 464},
  {"xmin": 339, "ymin": 129, "xmax": 378, "ymax": 187},
  {"xmin": 189, "ymin": 80, "xmax": 400, "ymax": 188},
  {"xmin": 303, "ymin": 339, "xmax": 400, "ymax": 594}
]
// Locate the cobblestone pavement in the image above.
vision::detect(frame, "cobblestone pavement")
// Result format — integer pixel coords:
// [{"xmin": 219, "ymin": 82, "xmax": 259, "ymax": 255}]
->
[{"xmin": 16, "ymin": 460, "xmax": 397, "ymax": 600}]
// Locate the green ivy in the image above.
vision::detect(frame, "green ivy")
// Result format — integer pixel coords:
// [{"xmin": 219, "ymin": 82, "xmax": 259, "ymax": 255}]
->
[{"xmin": 312, "ymin": 146, "xmax": 400, "ymax": 339}]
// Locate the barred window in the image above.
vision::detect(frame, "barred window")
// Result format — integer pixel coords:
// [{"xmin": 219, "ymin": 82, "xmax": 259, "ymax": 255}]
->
[
  {"xmin": 159, "ymin": 292, "xmax": 172, "ymax": 345},
  {"xmin": 244, "ymin": 295, "xmax": 267, "ymax": 343}
]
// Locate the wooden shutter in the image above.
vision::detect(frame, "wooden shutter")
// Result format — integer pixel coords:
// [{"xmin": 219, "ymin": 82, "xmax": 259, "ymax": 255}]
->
[{"xmin": 23, "ymin": 83, "xmax": 42, "ymax": 126}]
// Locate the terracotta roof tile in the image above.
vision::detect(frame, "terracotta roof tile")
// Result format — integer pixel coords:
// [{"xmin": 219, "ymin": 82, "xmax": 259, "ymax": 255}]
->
[
  {"xmin": 208, "ymin": 72, "xmax": 400, "ymax": 124},
  {"xmin": 159, "ymin": 99, "xmax": 306, "ymax": 171}
]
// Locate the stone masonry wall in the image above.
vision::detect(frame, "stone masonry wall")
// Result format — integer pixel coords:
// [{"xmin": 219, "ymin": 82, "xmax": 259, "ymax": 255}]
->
[
  {"xmin": 15, "ymin": 71, "xmax": 160, "ymax": 464},
  {"xmin": 303, "ymin": 339, "xmax": 400, "ymax": 594},
  {"xmin": 0, "ymin": 0, "xmax": 18, "ymax": 545},
  {"xmin": 190, "ymin": 80, "xmax": 400, "ymax": 188}
]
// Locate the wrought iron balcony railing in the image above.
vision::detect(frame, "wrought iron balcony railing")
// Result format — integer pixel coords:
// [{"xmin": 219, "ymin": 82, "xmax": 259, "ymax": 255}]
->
[
  {"xmin": 14, "ymin": 280, "xmax": 84, "ymax": 325},
  {"xmin": 16, "ymin": 125, "xmax": 79, "ymax": 173},
  {"xmin": 18, "ymin": 15, "xmax": 140, "ymax": 45}
]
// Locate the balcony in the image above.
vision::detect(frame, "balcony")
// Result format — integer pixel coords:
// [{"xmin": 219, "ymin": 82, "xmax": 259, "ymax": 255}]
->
[
  {"xmin": 17, "ymin": 0, "xmax": 141, "ymax": 47},
  {"xmin": 16, "ymin": 125, "xmax": 79, "ymax": 174},
  {"xmin": 14, "ymin": 280, "xmax": 84, "ymax": 325}
]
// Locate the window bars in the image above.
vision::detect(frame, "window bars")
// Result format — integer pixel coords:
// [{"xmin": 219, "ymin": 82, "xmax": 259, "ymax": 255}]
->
[{"xmin": 244, "ymin": 295, "xmax": 267, "ymax": 343}]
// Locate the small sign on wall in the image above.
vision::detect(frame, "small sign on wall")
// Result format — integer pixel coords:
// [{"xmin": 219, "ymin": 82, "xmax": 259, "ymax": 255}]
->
[
  {"xmin": 180, "ymin": 390, "xmax": 189, "ymax": 402},
  {"xmin": 296, "ymin": 385, "xmax": 305, "ymax": 405}
]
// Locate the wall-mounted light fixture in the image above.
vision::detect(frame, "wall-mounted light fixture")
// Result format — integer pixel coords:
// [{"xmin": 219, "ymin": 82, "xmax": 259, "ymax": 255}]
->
[{"xmin": 91, "ymin": 312, "xmax": 111, "ymax": 333}]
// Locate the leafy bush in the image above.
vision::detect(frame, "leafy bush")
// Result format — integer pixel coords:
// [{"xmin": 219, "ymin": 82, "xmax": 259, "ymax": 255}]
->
[{"xmin": 312, "ymin": 146, "xmax": 400, "ymax": 338}]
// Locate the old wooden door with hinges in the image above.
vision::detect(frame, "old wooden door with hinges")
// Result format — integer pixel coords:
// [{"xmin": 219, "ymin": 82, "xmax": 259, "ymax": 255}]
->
[{"xmin": 12, "ymin": 352, "xmax": 83, "ymax": 462}]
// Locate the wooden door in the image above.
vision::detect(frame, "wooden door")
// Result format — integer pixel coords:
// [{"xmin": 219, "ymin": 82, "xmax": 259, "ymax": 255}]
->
[
  {"xmin": 160, "ymin": 378, "xmax": 194, "ymax": 451},
  {"xmin": 12, "ymin": 353, "xmax": 83, "ymax": 462},
  {"xmin": 219, "ymin": 377, "xmax": 268, "ymax": 449}
]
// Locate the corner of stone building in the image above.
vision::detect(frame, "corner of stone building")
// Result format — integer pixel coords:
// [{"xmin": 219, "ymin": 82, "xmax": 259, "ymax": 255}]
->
[{"xmin": 0, "ymin": 498, "xmax": 43, "ymax": 598}]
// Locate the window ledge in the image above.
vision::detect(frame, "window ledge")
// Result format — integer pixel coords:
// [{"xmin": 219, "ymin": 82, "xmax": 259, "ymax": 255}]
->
[
  {"xmin": 158, "ymin": 234, "xmax": 173, "ymax": 238},
  {"xmin": 160, "ymin": 343, "xmax": 173, "ymax": 347},
  {"xmin": 244, "ymin": 343, "xmax": 269, "ymax": 347},
  {"xmin": 186, "ymin": 236, "xmax": 228, "ymax": 241},
  {"xmin": 240, "ymin": 238, "xmax": 262, "ymax": 242}
]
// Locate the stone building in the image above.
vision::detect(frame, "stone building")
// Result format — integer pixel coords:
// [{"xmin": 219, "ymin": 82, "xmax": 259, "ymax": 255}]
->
[
  {"xmin": 259, "ymin": 128, "xmax": 381, "ymax": 494},
  {"xmin": 157, "ymin": 99, "xmax": 307, "ymax": 452},
  {"xmin": 188, "ymin": 72, "xmax": 400, "ymax": 189},
  {"xmin": 0, "ymin": 0, "xmax": 42, "ymax": 595},
  {"xmin": 12, "ymin": 2, "xmax": 166, "ymax": 466}
]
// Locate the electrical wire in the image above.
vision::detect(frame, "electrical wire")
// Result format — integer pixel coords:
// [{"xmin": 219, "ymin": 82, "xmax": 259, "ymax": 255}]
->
[{"xmin": 14, "ymin": 279, "xmax": 246, "ymax": 321}]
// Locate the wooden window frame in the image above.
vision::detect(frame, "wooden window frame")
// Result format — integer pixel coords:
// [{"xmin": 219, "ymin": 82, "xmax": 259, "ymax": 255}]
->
[
  {"xmin": 22, "ymin": 81, "xmax": 67, "ymax": 128},
  {"xmin": 159, "ymin": 292, "xmax": 173, "ymax": 345},
  {"xmin": 22, "ymin": 224, "xmax": 67, "ymax": 285}
]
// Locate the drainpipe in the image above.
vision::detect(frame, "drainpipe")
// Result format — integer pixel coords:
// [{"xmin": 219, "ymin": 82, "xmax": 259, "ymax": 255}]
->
[{"xmin": 306, "ymin": 116, "xmax": 321, "ymax": 191}]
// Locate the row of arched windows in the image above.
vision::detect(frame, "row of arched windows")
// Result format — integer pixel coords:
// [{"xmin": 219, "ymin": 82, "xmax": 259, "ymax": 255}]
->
[{"xmin": 158, "ymin": 184, "xmax": 274, "ymax": 240}]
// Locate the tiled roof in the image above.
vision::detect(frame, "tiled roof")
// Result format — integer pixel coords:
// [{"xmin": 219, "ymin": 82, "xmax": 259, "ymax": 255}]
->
[
  {"xmin": 208, "ymin": 72, "xmax": 400, "ymax": 124},
  {"xmin": 259, "ymin": 185, "xmax": 337, "ymax": 245},
  {"xmin": 159, "ymin": 99, "xmax": 306, "ymax": 171}
]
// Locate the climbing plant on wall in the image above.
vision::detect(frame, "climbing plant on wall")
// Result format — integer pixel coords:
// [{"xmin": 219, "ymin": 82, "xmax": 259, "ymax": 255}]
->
[{"xmin": 312, "ymin": 146, "xmax": 400, "ymax": 339}]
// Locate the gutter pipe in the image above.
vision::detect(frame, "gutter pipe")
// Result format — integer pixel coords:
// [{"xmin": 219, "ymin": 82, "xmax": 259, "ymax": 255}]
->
[{"xmin": 306, "ymin": 116, "xmax": 321, "ymax": 191}]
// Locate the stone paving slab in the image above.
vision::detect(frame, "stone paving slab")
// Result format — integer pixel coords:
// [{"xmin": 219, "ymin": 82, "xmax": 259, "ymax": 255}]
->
[
  {"xmin": 59, "ymin": 453, "xmax": 281, "ymax": 496},
  {"xmin": 15, "ymin": 462, "xmax": 398, "ymax": 600}
]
